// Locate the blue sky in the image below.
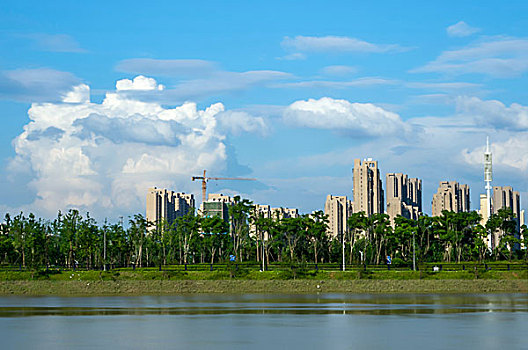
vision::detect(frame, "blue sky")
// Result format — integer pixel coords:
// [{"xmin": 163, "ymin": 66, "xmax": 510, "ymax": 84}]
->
[{"xmin": 1, "ymin": 1, "xmax": 527, "ymax": 220}]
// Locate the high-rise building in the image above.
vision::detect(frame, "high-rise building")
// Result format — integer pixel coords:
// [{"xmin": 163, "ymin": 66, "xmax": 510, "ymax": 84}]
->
[
  {"xmin": 352, "ymin": 158, "xmax": 384, "ymax": 216},
  {"xmin": 385, "ymin": 173, "xmax": 422, "ymax": 223},
  {"xmin": 478, "ymin": 194, "xmax": 491, "ymax": 226},
  {"xmin": 146, "ymin": 187, "xmax": 195, "ymax": 228},
  {"xmin": 324, "ymin": 195, "xmax": 353, "ymax": 239},
  {"xmin": 270, "ymin": 207, "xmax": 299, "ymax": 220},
  {"xmin": 492, "ymin": 186, "xmax": 521, "ymax": 227},
  {"xmin": 431, "ymin": 181, "xmax": 470, "ymax": 217},
  {"xmin": 201, "ymin": 193, "xmax": 233, "ymax": 222},
  {"xmin": 486, "ymin": 186, "xmax": 521, "ymax": 250}
]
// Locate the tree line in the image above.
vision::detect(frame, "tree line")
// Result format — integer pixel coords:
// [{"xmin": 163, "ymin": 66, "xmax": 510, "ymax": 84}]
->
[{"xmin": 0, "ymin": 197, "xmax": 526, "ymax": 269}]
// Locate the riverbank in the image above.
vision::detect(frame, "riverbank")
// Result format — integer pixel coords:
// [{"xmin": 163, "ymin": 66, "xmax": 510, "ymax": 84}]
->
[{"xmin": 0, "ymin": 279, "xmax": 526, "ymax": 296}]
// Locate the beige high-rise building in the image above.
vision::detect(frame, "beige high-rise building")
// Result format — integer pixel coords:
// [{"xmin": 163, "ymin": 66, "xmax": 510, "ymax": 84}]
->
[
  {"xmin": 431, "ymin": 181, "xmax": 470, "ymax": 217},
  {"xmin": 146, "ymin": 187, "xmax": 195, "ymax": 228},
  {"xmin": 492, "ymin": 186, "xmax": 521, "ymax": 229},
  {"xmin": 324, "ymin": 195, "xmax": 354, "ymax": 239},
  {"xmin": 352, "ymin": 158, "xmax": 384, "ymax": 216},
  {"xmin": 478, "ymin": 194, "xmax": 491, "ymax": 226},
  {"xmin": 480, "ymin": 187, "xmax": 522, "ymax": 249},
  {"xmin": 385, "ymin": 173, "xmax": 422, "ymax": 223}
]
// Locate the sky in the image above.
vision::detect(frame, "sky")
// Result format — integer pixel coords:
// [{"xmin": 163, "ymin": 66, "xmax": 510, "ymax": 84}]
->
[{"xmin": 0, "ymin": 1, "xmax": 527, "ymax": 221}]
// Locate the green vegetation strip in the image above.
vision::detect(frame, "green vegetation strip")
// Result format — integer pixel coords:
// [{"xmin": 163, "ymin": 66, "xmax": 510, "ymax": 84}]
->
[{"xmin": 0, "ymin": 270, "xmax": 526, "ymax": 295}]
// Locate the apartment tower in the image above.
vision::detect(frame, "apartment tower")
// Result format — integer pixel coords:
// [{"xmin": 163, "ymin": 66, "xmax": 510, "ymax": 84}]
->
[
  {"xmin": 431, "ymin": 181, "xmax": 470, "ymax": 217},
  {"xmin": 386, "ymin": 173, "xmax": 422, "ymax": 222},
  {"xmin": 492, "ymin": 186, "xmax": 521, "ymax": 227},
  {"xmin": 352, "ymin": 158, "xmax": 384, "ymax": 216},
  {"xmin": 324, "ymin": 195, "xmax": 354, "ymax": 239},
  {"xmin": 146, "ymin": 187, "xmax": 195, "ymax": 228}
]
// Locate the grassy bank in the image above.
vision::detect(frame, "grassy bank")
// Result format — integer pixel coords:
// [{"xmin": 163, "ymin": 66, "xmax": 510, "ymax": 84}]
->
[
  {"xmin": 0, "ymin": 269, "xmax": 526, "ymax": 295},
  {"xmin": 0, "ymin": 279, "xmax": 526, "ymax": 296}
]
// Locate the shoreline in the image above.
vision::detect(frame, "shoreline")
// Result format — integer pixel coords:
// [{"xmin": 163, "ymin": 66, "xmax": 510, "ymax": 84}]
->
[{"xmin": 0, "ymin": 279, "xmax": 526, "ymax": 296}]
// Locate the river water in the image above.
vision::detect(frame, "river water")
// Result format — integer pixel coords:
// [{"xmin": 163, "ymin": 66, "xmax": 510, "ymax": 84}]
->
[{"xmin": 0, "ymin": 293, "xmax": 526, "ymax": 349}]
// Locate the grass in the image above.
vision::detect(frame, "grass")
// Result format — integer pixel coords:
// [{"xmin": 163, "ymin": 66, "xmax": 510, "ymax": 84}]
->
[{"xmin": 0, "ymin": 267, "xmax": 526, "ymax": 296}]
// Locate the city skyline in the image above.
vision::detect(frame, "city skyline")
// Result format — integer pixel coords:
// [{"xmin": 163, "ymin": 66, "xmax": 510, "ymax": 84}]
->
[{"xmin": 0, "ymin": 1, "xmax": 527, "ymax": 221}]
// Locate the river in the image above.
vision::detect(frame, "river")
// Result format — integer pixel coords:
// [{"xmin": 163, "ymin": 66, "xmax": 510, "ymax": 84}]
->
[{"xmin": 0, "ymin": 293, "xmax": 526, "ymax": 349}]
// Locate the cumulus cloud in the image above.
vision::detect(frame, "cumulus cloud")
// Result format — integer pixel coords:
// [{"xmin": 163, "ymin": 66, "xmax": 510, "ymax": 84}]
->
[
  {"xmin": 0, "ymin": 68, "xmax": 81, "ymax": 102},
  {"xmin": 63, "ymin": 84, "xmax": 90, "ymax": 103},
  {"xmin": 463, "ymin": 134, "xmax": 528, "ymax": 174},
  {"xmin": 115, "ymin": 75, "xmax": 165, "ymax": 91},
  {"xmin": 217, "ymin": 111, "xmax": 269, "ymax": 136},
  {"xmin": 8, "ymin": 76, "xmax": 264, "ymax": 218},
  {"xmin": 455, "ymin": 96, "xmax": 528, "ymax": 130},
  {"xmin": 447, "ymin": 21, "xmax": 480, "ymax": 37},
  {"xmin": 411, "ymin": 36, "xmax": 528, "ymax": 77},
  {"xmin": 283, "ymin": 97, "xmax": 409, "ymax": 137},
  {"xmin": 282, "ymin": 35, "xmax": 404, "ymax": 53}
]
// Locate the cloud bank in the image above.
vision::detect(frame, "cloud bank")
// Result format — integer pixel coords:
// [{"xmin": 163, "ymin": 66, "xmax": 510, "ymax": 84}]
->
[
  {"xmin": 412, "ymin": 36, "xmax": 528, "ymax": 78},
  {"xmin": 8, "ymin": 76, "xmax": 265, "ymax": 218},
  {"xmin": 283, "ymin": 97, "xmax": 409, "ymax": 137},
  {"xmin": 282, "ymin": 35, "xmax": 403, "ymax": 53}
]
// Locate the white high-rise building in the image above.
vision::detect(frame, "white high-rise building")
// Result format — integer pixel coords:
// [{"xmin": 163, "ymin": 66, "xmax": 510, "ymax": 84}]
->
[
  {"xmin": 324, "ymin": 195, "xmax": 353, "ymax": 239},
  {"xmin": 146, "ymin": 187, "xmax": 195, "ymax": 229}
]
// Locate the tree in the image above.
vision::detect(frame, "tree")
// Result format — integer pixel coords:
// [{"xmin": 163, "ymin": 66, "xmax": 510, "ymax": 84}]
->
[
  {"xmin": 128, "ymin": 214, "xmax": 149, "ymax": 267},
  {"xmin": 347, "ymin": 212, "xmax": 366, "ymax": 264},
  {"xmin": 305, "ymin": 211, "xmax": 328, "ymax": 264},
  {"xmin": 229, "ymin": 196, "xmax": 253, "ymax": 262},
  {"xmin": 175, "ymin": 213, "xmax": 200, "ymax": 264},
  {"xmin": 201, "ymin": 215, "xmax": 229, "ymax": 264}
]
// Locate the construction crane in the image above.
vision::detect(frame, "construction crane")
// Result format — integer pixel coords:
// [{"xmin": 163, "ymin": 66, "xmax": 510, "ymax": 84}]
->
[{"xmin": 191, "ymin": 169, "xmax": 256, "ymax": 203}]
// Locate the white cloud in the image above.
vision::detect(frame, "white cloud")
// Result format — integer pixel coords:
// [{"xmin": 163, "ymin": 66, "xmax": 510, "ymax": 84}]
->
[
  {"xmin": 116, "ymin": 58, "xmax": 216, "ymax": 77},
  {"xmin": 447, "ymin": 21, "xmax": 480, "ymax": 37},
  {"xmin": 411, "ymin": 36, "xmax": 528, "ymax": 77},
  {"xmin": 407, "ymin": 82, "xmax": 481, "ymax": 91},
  {"xmin": 116, "ymin": 75, "xmax": 165, "ymax": 91},
  {"xmin": 455, "ymin": 96, "xmax": 528, "ymax": 130},
  {"xmin": 276, "ymin": 77, "xmax": 396, "ymax": 89},
  {"xmin": 463, "ymin": 134, "xmax": 528, "ymax": 173},
  {"xmin": 62, "ymin": 84, "xmax": 90, "ymax": 103},
  {"xmin": 283, "ymin": 97, "xmax": 409, "ymax": 137},
  {"xmin": 19, "ymin": 33, "xmax": 86, "ymax": 53},
  {"xmin": 0, "ymin": 68, "xmax": 81, "ymax": 102},
  {"xmin": 217, "ymin": 111, "xmax": 269, "ymax": 136},
  {"xmin": 8, "ymin": 77, "xmax": 265, "ymax": 218},
  {"xmin": 115, "ymin": 58, "xmax": 292, "ymax": 102},
  {"xmin": 276, "ymin": 53, "xmax": 307, "ymax": 61},
  {"xmin": 320, "ymin": 65, "xmax": 357, "ymax": 76},
  {"xmin": 282, "ymin": 35, "xmax": 404, "ymax": 53}
]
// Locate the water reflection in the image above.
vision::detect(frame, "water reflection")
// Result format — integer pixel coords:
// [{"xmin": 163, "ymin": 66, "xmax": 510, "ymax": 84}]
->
[
  {"xmin": 0, "ymin": 294, "xmax": 526, "ymax": 350},
  {"xmin": 0, "ymin": 294, "xmax": 526, "ymax": 317}
]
